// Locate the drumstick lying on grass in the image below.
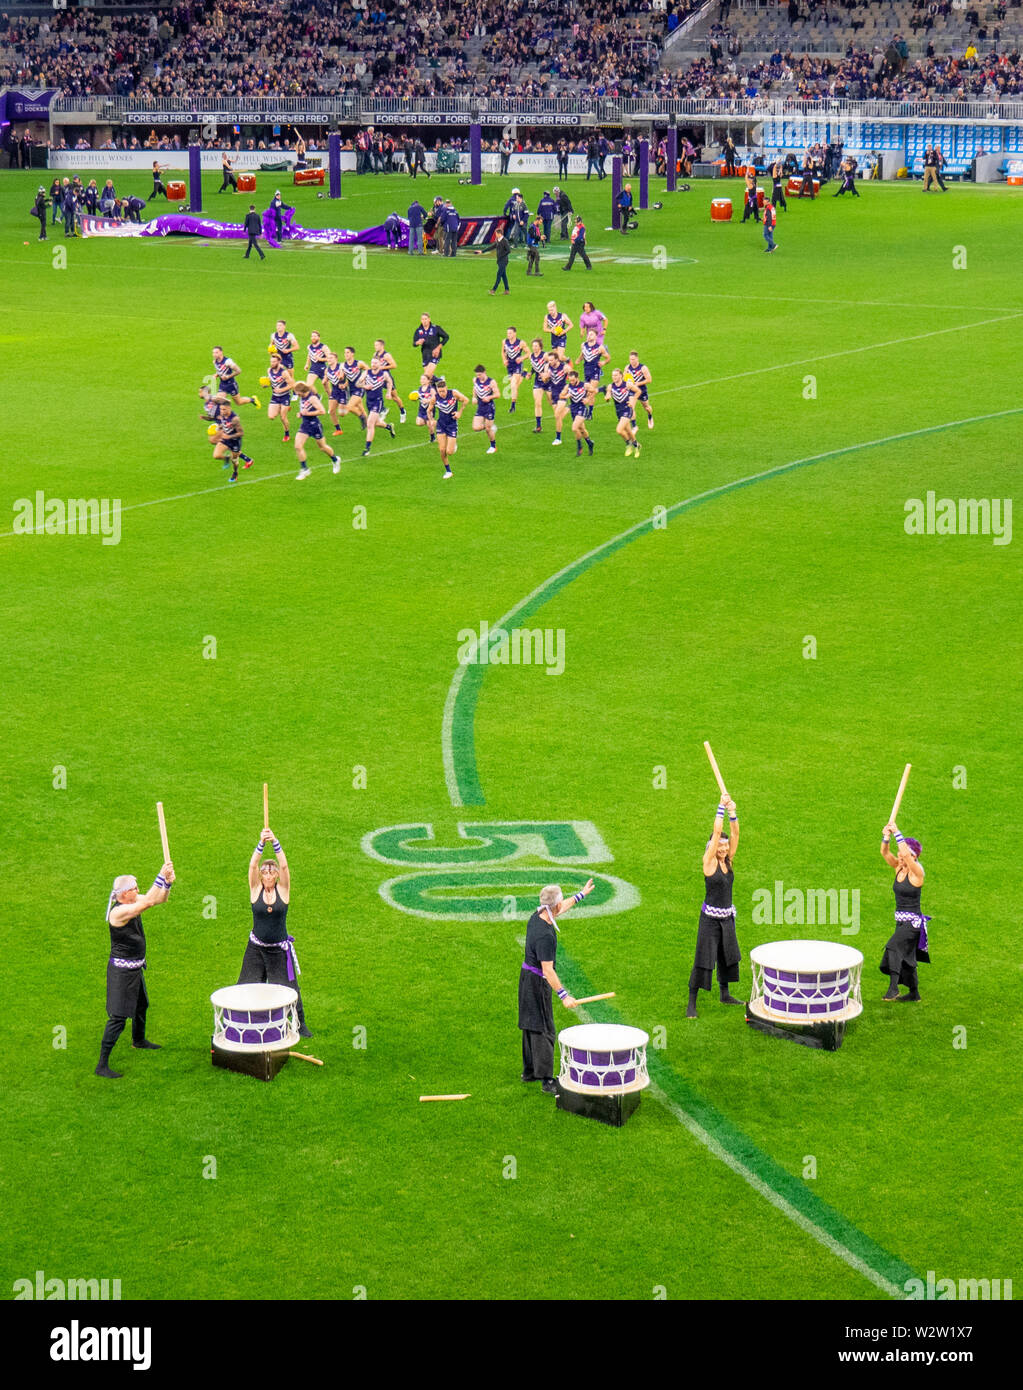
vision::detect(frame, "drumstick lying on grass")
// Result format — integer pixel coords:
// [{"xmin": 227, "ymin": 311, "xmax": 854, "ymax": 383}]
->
[
  {"xmin": 289, "ymin": 1052, "xmax": 324, "ymax": 1066},
  {"xmin": 573, "ymin": 992, "xmax": 616, "ymax": 1005},
  {"xmin": 419, "ymin": 1094, "xmax": 471, "ymax": 1102}
]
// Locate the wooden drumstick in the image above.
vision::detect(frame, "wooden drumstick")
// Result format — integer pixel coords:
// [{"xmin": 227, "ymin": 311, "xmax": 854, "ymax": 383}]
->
[
  {"xmin": 573, "ymin": 992, "xmax": 616, "ymax": 1004},
  {"xmin": 263, "ymin": 782, "xmax": 269, "ymax": 829},
  {"xmin": 703, "ymin": 741, "xmax": 728, "ymax": 797},
  {"xmin": 419, "ymin": 1094, "xmax": 471, "ymax": 1102},
  {"xmin": 156, "ymin": 801, "xmax": 170, "ymax": 862},
  {"xmin": 289, "ymin": 1052, "xmax": 324, "ymax": 1066},
  {"xmin": 889, "ymin": 763, "xmax": 912, "ymax": 824}
]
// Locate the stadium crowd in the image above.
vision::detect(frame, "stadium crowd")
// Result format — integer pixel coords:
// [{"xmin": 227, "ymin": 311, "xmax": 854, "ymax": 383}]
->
[{"xmin": 2, "ymin": 0, "xmax": 1022, "ymax": 107}]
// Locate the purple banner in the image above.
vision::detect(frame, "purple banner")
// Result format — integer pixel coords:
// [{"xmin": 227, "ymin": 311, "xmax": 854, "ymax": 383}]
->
[
  {"xmin": 81, "ymin": 206, "xmax": 509, "ymax": 250},
  {"xmin": 4, "ymin": 88, "xmax": 59, "ymax": 120},
  {"xmin": 132, "ymin": 206, "xmax": 405, "ymax": 249}
]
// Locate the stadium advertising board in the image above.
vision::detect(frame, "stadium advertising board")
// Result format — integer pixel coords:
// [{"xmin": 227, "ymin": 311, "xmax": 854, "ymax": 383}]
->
[{"xmin": 123, "ymin": 109, "xmax": 584, "ymax": 126}]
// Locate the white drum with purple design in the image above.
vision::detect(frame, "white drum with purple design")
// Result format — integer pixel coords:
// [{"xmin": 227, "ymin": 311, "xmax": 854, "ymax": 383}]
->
[
  {"xmin": 748, "ymin": 940, "xmax": 863, "ymax": 1024},
  {"xmin": 210, "ymin": 983, "xmax": 299, "ymax": 1052},
  {"xmin": 558, "ymin": 1023, "xmax": 650, "ymax": 1096}
]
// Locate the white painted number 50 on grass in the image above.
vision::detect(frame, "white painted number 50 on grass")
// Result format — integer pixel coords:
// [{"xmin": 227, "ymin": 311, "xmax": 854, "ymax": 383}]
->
[{"xmin": 361, "ymin": 821, "xmax": 640, "ymax": 921}]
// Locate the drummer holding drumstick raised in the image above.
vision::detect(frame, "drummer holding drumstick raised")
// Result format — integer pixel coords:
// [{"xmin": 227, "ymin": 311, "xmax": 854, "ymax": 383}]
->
[
  {"xmin": 879, "ymin": 822, "xmax": 929, "ymax": 1002},
  {"xmin": 687, "ymin": 794, "xmax": 742, "ymax": 1018},
  {"xmin": 518, "ymin": 880, "xmax": 594, "ymax": 1094},
  {"xmin": 96, "ymin": 861, "xmax": 175, "ymax": 1078},
  {"xmin": 237, "ymin": 826, "xmax": 312, "ymax": 1037}
]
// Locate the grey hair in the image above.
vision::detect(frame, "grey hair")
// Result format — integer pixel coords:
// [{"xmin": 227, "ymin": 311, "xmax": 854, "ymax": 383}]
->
[{"xmin": 539, "ymin": 884, "xmax": 563, "ymax": 908}]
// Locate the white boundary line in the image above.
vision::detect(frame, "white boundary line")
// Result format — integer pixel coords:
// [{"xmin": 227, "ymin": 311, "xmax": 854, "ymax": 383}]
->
[{"xmin": 644, "ymin": 1079, "xmax": 907, "ymax": 1299}]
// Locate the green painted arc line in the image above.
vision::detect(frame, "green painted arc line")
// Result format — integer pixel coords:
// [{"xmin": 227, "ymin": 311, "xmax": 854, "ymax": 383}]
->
[
  {"xmin": 441, "ymin": 406, "xmax": 1023, "ymax": 808},
  {"xmin": 557, "ymin": 953, "xmax": 921, "ymax": 1299}
]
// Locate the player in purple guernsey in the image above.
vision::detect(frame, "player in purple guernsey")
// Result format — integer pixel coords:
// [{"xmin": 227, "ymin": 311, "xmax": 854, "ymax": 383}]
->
[
  {"xmin": 577, "ymin": 329, "xmax": 610, "ymax": 387},
  {"xmin": 372, "ymin": 339, "xmax": 407, "ymax": 423},
  {"xmin": 543, "ymin": 301, "xmax": 573, "ymax": 350},
  {"xmin": 340, "ymin": 348, "xmax": 369, "ymax": 431},
  {"xmin": 501, "ymin": 326, "xmax": 527, "ymax": 414},
  {"xmin": 625, "ymin": 350, "xmax": 654, "ymax": 430},
  {"xmin": 565, "ymin": 369, "xmax": 597, "ymax": 457},
  {"xmin": 324, "ymin": 353, "xmax": 348, "ymax": 437},
  {"xmin": 268, "ymin": 320, "xmax": 299, "ymax": 371},
  {"xmin": 471, "ymin": 365, "xmax": 499, "ymax": 455},
  {"xmin": 211, "ymin": 347, "xmax": 260, "ymax": 407},
  {"xmin": 429, "ymin": 377, "xmax": 469, "ymax": 479},
  {"xmin": 359, "ymin": 358, "xmax": 397, "ymax": 457},
  {"xmin": 529, "ymin": 338, "xmax": 549, "ymax": 434},
  {"xmin": 293, "ymin": 382, "xmax": 343, "ymax": 479},
  {"xmin": 212, "ymin": 396, "xmax": 254, "ymax": 482},
  {"xmin": 305, "ymin": 331, "xmax": 329, "ymax": 387},
  {"xmin": 605, "ymin": 368, "xmax": 642, "ymax": 457},
  {"xmin": 544, "ymin": 350, "xmax": 570, "ymax": 446},
  {"xmin": 266, "ymin": 353, "xmax": 296, "ymax": 443},
  {"xmin": 413, "ymin": 373, "xmax": 437, "ymax": 444}
]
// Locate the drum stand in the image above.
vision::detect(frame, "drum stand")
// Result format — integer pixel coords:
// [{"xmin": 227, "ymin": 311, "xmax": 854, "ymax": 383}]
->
[
  {"xmin": 211, "ymin": 1038, "xmax": 292, "ymax": 1081},
  {"xmin": 744, "ymin": 1004, "xmax": 851, "ymax": 1052},
  {"xmin": 556, "ymin": 1087, "xmax": 643, "ymax": 1127}
]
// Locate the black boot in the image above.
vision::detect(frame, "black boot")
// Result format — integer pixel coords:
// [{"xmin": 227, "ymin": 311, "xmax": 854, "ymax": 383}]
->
[
  {"xmin": 686, "ymin": 989, "xmax": 699, "ymax": 1019},
  {"xmin": 719, "ymin": 986, "xmax": 744, "ymax": 1005},
  {"xmin": 95, "ymin": 1043, "xmax": 122, "ymax": 1078},
  {"xmin": 132, "ymin": 1039, "xmax": 162, "ymax": 1050}
]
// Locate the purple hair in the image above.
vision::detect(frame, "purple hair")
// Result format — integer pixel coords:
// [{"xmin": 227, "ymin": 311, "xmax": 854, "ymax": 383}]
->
[{"xmin": 903, "ymin": 837, "xmax": 922, "ymax": 858}]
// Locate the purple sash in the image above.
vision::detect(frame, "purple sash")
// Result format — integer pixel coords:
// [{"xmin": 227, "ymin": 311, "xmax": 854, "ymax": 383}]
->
[
  {"xmin": 521, "ymin": 962, "xmax": 544, "ymax": 978},
  {"xmin": 895, "ymin": 912, "xmax": 931, "ymax": 953}
]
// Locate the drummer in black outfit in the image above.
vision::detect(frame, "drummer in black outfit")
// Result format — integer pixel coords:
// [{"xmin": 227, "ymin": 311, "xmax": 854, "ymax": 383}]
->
[
  {"xmin": 687, "ymin": 794, "xmax": 742, "ymax": 1018},
  {"xmin": 237, "ymin": 826, "xmax": 312, "ymax": 1036},
  {"xmin": 518, "ymin": 879, "xmax": 594, "ymax": 1093},
  {"xmin": 96, "ymin": 861, "xmax": 175, "ymax": 1078},
  {"xmin": 879, "ymin": 823, "xmax": 929, "ymax": 1002}
]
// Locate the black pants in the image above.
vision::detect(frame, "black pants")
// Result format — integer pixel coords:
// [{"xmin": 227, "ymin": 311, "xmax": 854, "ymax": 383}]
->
[
  {"xmin": 244, "ymin": 234, "xmax": 265, "ymax": 259},
  {"xmin": 526, "ymin": 247, "xmax": 541, "ymax": 273},
  {"xmin": 773, "ymin": 183, "xmax": 787, "ymax": 209},
  {"xmin": 564, "ymin": 242, "xmax": 591, "ymax": 270},
  {"xmin": 557, "ymin": 157, "xmax": 569, "ymax": 179},
  {"xmin": 521, "ymin": 1027, "xmax": 555, "ymax": 1081},
  {"xmin": 237, "ymin": 940, "xmax": 307, "ymax": 1027},
  {"xmin": 742, "ymin": 197, "xmax": 760, "ymax": 222},
  {"xmin": 559, "ymin": 213, "xmax": 570, "ymax": 239},
  {"xmin": 220, "ymin": 172, "xmax": 237, "ymax": 191},
  {"xmin": 799, "ymin": 174, "xmax": 815, "ymax": 198},
  {"xmin": 99, "ymin": 971, "xmax": 149, "ymax": 1063},
  {"xmin": 500, "ymin": 154, "xmax": 510, "ymax": 174}
]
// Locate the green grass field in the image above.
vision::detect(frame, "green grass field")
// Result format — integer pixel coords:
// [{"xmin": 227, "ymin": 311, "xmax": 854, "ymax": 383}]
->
[{"xmin": 2, "ymin": 166, "xmax": 1020, "ymax": 1303}]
